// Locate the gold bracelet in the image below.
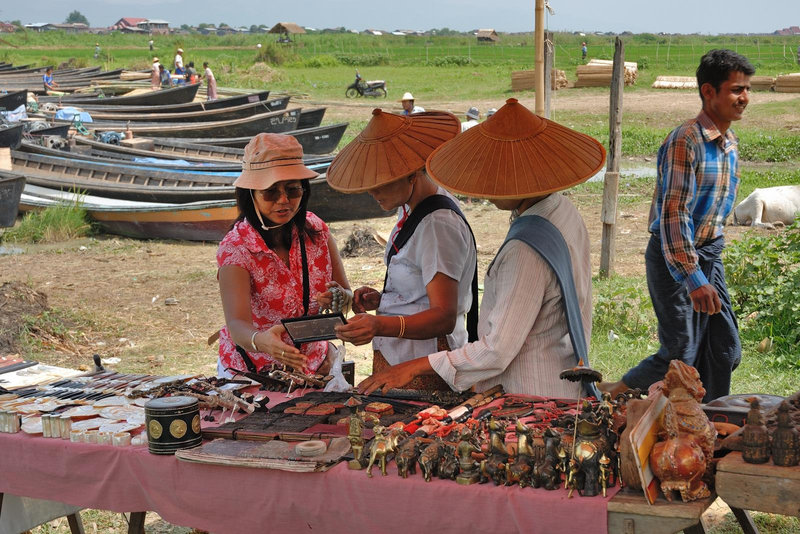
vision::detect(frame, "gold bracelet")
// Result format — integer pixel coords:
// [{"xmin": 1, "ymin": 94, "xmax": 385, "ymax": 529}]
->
[
  {"xmin": 250, "ymin": 330, "xmax": 259, "ymax": 352},
  {"xmin": 398, "ymin": 316, "xmax": 405, "ymax": 338}
]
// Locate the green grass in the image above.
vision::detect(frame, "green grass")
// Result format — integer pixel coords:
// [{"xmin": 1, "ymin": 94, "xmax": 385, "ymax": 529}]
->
[{"xmin": 1, "ymin": 202, "xmax": 92, "ymax": 244}]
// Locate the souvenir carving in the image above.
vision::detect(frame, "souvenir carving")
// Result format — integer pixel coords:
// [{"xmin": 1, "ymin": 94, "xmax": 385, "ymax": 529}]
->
[
  {"xmin": 347, "ymin": 410, "xmax": 366, "ymax": 470},
  {"xmin": 565, "ymin": 458, "xmax": 580, "ymax": 498},
  {"xmin": 456, "ymin": 428, "xmax": 482, "ymax": 485},
  {"xmin": 395, "ymin": 437, "xmax": 419, "ymax": 478},
  {"xmin": 366, "ymin": 425, "xmax": 393, "ymax": 477},
  {"xmin": 599, "ymin": 454, "xmax": 611, "ymax": 498},
  {"xmin": 533, "ymin": 428, "xmax": 562, "ymax": 490},
  {"xmin": 772, "ymin": 401, "xmax": 799, "ymax": 467},
  {"xmin": 649, "ymin": 360, "xmax": 715, "ymax": 502},
  {"xmin": 506, "ymin": 418, "xmax": 535, "ymax": 487},
  {"xmin": 438, "ymin": 444, "xmax": 459, "ymax": 480},
  {"xmin": 572, "ymin": 400, "xmax": 604, "ymax": 497},
  {"xmin": 419, "ymin": 439, "xmax": 445, "ymax": 482},
  {"xmin": 480, "ymin": 418, "xmax": 509, "ymax": 486},
  {"xmin": 742, "ymin": 398, "xmax": 771, "ymax": 464}
]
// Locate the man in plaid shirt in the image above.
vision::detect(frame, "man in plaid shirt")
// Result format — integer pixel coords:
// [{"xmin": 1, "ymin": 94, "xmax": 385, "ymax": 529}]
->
[{"xmin": 602, "ymin": 49, "xmax": 754, "ymax": 402}]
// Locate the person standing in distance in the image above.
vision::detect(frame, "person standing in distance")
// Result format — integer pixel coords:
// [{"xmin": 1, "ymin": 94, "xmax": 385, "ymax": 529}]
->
[{"xmin": 600, "ymin": 49, "xmax": 754, "ymax": 402}]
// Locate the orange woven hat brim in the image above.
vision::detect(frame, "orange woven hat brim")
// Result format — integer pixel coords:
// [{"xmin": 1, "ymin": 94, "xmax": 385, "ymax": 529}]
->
[
  {"xmin": 426, "ymin": 98, "xmax": 606, "ymax": 199},
  {"xmin": 326, "ymin": 109, "xmax": 460, "ymax": 193}
]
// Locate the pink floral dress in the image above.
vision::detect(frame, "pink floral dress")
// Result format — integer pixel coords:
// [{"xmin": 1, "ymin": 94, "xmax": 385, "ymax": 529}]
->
[{"xmin": 216, "ymin": 213, "xmax": 332, "ymax": 374}]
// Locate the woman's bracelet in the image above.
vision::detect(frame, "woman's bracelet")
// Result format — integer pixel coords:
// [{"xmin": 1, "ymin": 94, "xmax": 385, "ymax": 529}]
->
[
  {"xmin": 398, "ymin": 316, "xmax": 406, "ymax": 338},
  {"xmin": 250, "ymin": 330, "xmax": 259, "ymax": 352}
]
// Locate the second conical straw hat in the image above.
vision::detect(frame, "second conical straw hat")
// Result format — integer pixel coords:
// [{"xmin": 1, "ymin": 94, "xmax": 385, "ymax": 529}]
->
[
  {"xmin": 326, "ymin": 109, "xmax": 460, "ymax": 193},
  {"xmin": 426, "ymin": 98, "xmax": 605, "ymax": 199}
]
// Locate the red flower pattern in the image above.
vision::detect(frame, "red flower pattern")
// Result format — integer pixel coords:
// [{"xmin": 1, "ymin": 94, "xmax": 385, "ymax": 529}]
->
[{"xmin": 216, "ymin": 213, "xmax": 332, "ymax": 373}]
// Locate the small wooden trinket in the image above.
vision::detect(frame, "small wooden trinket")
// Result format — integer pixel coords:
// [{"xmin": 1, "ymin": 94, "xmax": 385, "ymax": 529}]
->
[
  {"xmin": 771, "ymin": 401, "xmax": 799, "ymax": 467},
  {"xmin": 742, "ymin": 398, "xmax": 771, "ymax": 464}
]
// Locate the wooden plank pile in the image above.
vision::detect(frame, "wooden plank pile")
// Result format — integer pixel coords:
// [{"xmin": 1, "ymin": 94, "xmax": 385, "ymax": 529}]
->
[
  {"xmin": 775, "ymin": 73, "xmax": 800, "ymax": 93},
  {"xmin": 651, "ymin": 76, "xmax": 696, "ymax": 89},
  {"xmin": 750, "ymin": 75, "xmax": 775, "ymax": 91},
  {"xmin": 511, "ymin": 69, "xmax": 569, "ymax": 92},
  {"xmin": 573, "ymin": 59, "xmax": 637, "ymax": 88}
]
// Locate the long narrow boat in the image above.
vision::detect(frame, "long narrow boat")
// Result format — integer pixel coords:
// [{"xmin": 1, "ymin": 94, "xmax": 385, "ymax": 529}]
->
[
  {"xmin": 0, "ymin": 171, "xmax": 26, "ymax": 227},
  {"xmin": 49, "ymin": 96, "xmax": 290, "ymax": 124},
  {"xmin": 11, "ymin": 152, "xmax": 390, "ymax": 221},
  {"xmin": 0, "ymin": 124, "xmax": 24, "ymax": 150},
  {"xmin": 53, "ymin": 83, "xmax": 201, "ymax": 106},
  {"xmin": 161, "ymin": 122, "xmax": 348, "ymax": 153},
  {"xmin": 298, "ymin": 107, "xmax": 326, "ymax": 130},
  {"xmin": 19, "ymin": 141, "xmax": 334, "ymax": 174},
  {"xmin": 29, "ymin": 124, "xmax": 71, "ymax": 138},
  {"xmin": 20, "ymin": 184, "xmax": 237, "ymax": 242},
  {"xmin": 65, "ymin": 108, "xmax": 301, "ymax": 138},
  {"xmin": 0, "ymin": 90, "xmax": 27, "ymax": 111},
  {"xmin": 71, "ymin": 91, "xmax": 272, "ymax": 114}
]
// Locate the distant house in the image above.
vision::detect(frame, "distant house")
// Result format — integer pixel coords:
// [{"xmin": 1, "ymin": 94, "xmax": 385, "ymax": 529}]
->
[
  {"xmin": 269, "ymin": 22, "xmax": 305, "ymax": 42},
  {"xmin": 25, "ymin": 23, "xmax": 56, "ymax": 32},
  {"xmin": 138, "ymin": 19, "xmax": 170, "ymax": 35},
  {"xmin": 111, "ymin": 17, "xmax": 147, "ymax": 31},
  {"xmin": 198, "ymin": 25, "xmax": 218, "ymax": 35},
  {"xmin": 364, "ymin": 29, "xmax": 383, "ymax": 36},
  {"xmin": 215, "ymin": 24, "xmax": 237, "ymax": 35},
  {"xmin": 0, "ymin": 22, "xmax": 18, "ymax": 33},
  {"xmin": 51, "ymin": 23, "xmax": 89, "ymax": 33},
  {"xmin": 476, "ymin": 29, "xmax": 499, "ymax": 43},
  {"xmin": 775, "ymin": 26, "xmax": 800, "ymax": 35}
]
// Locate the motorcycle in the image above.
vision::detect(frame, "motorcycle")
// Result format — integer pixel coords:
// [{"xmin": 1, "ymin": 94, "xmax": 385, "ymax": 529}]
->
[{"xmin": 345, "ymin": 70, "xmax": 387, "ymax": 98}]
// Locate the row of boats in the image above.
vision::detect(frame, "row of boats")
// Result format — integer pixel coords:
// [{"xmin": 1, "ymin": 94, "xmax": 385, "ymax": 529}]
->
[{"xmin": 1, "ymin": 64, "xmax": 387, "ymax": 242}]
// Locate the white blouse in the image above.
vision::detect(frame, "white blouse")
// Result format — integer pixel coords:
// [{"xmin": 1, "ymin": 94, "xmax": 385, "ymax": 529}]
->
[{"xmin": 373, "ymin": 188, "xmax": 476, "ymax": 365}]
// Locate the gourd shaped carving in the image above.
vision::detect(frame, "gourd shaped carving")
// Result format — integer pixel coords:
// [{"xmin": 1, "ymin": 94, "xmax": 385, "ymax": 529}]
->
[
  {"xmin": 771, "ymin": 401, "xmax": 799, "ymax": 467},
  {"xmin": 742, "ymin": 398, "xmax": 771, "ymax": 464},
  {"xmin": 648, "ymin": 360, "xmax": 716, "ymax": 502}
]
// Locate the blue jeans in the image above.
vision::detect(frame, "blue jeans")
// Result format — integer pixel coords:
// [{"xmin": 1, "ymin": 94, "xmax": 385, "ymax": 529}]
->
[{"xmin": 623, "ymin": 234, "xmax": 741, "ymax": 402}]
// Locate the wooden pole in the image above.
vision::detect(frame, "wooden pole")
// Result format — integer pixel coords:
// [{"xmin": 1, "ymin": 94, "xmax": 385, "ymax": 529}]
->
[
  {"xmin": 534, "ymin": 0, "xmax": 545, "ymax": 116},
  {"xmin": 600, "ymin": 37, "xmax": 624, "ymax": 278},
  {"xmin": 544, "ymin": 31, "xmax": 553, "ymax": 119}
]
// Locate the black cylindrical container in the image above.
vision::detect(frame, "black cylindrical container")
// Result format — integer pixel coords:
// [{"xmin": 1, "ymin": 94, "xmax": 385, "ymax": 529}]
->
[{"xmin": 145, "ymin": 396, "xmax": 202, "ymax": 455}]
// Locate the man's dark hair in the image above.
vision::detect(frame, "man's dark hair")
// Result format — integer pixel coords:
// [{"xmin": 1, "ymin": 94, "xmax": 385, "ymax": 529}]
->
[{"xmin": 696, "ymin": 49, "xmax": 755, "ymax": 102}]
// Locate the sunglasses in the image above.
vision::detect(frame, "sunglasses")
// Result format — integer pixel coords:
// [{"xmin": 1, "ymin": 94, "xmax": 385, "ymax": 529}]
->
[{"xmin": 257, "ymin": 185, "xmax": 304, "ymax": 202}]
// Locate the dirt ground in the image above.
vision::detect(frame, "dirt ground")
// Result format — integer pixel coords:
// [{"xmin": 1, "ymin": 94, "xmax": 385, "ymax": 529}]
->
[{"xmin": 0, "ymin": 88, "xmax": 795, "ymax": 533}]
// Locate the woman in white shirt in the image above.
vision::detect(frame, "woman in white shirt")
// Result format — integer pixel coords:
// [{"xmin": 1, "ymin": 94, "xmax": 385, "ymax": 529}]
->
[{"xmin": 326, "ymin": 109, "xmax": 477, "ymax": 390}]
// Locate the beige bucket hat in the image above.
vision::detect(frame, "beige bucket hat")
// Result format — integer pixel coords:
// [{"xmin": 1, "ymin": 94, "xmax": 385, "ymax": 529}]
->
[
  {"xmin": 399, "ymin": 92, "xmax": 415, "ymax": 102},
  {"xmin": 326, "ymin": 109, "xmax": 460, "ymax": 193},
  {"xmin": 426, "ymin": 98, "xmax": 606, "ymax": 199},
  {"xmin": 233, "ymin": 133, "xmax": 318, "ymax": 190}
]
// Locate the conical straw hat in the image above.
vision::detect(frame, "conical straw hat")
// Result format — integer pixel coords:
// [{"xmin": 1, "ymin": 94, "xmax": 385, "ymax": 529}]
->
[
  {"xmin": 426, "ymin": 98, "xmax": 606, "ymax": 199},
  {"xmin": 326, "ymin": 109, "xmax": 460, "ymax": 193}
]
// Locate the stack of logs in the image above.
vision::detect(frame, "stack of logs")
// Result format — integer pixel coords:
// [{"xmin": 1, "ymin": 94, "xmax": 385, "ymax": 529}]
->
[
  {"xmin": 573, "ymin": 59, "xmax": 638, "ymax": 88},
  {"xmin": 776, "ymin": 74, "xmax": 800, "ymax": 93},
  {"xmin": 652, "ymin": 75, "xmax": 777, "ymax": 91},
  {"xmin": 511, "ymin": 69, "xmax": 568, "ymax": 92}
]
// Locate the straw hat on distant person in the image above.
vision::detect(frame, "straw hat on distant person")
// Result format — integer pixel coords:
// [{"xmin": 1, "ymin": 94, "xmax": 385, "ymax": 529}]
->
[
  {"xmin": 399, "ymin": 92, "xmax": 415, "ymax": 102},
  {"xmin": 177, "ymin": 48, "xmax": 184, "ymax": 53},
  {"xmin": 426, "ymin": 98, "xmax": 605, "ymax": 199},
  {"xmin": 152, "ymin": 57, "xmax": 159, "ymax": 62},
  {"xmin": 326, "ymin": 109, "xmax": 460, "ymax": 193},
  {"xmin": 233, "ymin": 133, "xmax": 318, "ymax": 190},
  {"xmin": 465, "ymin": 107, "xmax": 480, "ymax": 120}
]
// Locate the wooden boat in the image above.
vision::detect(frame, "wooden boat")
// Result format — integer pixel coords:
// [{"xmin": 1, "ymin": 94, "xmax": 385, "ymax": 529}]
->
[
  {"xmin": 69, "ymin": 108, "xmax": 302, "ymax": 138},
  {"xmin": 54, "ymin": 83, "xmax": 201, "ymax": 106},
  {"xmin": 0, "ymin": 124, "xmax": 24, "ymax": 150},
  {"xmin": 29, "ymin": 124, "xmax": 71, "ymax": 138},
  {"xmin": 19, "ymin": 184, "xmax": 237, "ymax": 242},
  {"xmin": 75, "ymin": 136, "xmax": 246, "ymax": 163},
  {"xmin": 298, "ymin": 108, "xmax": 326, "ymax": 130},
  {"xmin": 0, "ymin": 170, "xmax": 26, "ymax": 227},
  {"xmin": 72, "ymin": 91, "xmax": 272, "ymax": 114},
  {"xmin": 11, "ymin": 152, "xmax": 389, "ymax": 221},
  {"xmin": 163, "ymin": 123, "xmax": 348, "ymax": 153},
  {"xmin": 0, "ymin": 90, "xmax": 27, "ymax": 111},
  {"xmin": 19, "ymin": 141, "xmax": 334, "ymax": 174},
  {"xmin": 51, "ymin": 96, "xmax": 291, "ymax": 124}
]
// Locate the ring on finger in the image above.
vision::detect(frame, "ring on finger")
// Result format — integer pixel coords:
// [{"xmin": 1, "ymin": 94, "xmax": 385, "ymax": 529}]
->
[{"xmin": 281, "ymin": 350, "xmax": 285, "ymax": 358}]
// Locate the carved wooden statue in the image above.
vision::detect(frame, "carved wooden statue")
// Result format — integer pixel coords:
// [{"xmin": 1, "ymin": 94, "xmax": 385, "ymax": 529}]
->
[
  {"xmin": 366, "ymin": 425, "xmax": 393, "ymax": 477},
  {"xmin": 506, "ymin": 418, "xmax": 536, "ymax": 488},
  {"xmin": 456, "ymin": 428, "xmax": 482, "ymax": 485},
  {"xmin": 772, "ymin": 401, "xmax": 799, "ymax": 467},
  {"xmin": 481, "ymin": 418, "xmax": 509, "ymax": 486},
  {"xmin": 742, "ymin": 398, "xmax": 771, "ymax": 464}
]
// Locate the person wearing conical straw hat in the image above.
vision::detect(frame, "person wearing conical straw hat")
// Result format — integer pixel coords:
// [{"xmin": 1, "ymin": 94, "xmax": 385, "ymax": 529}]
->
[
  {"xmin": 215, "ymin": 133, "xmax": 350, "ymax": 378},
  {"xmin": 327, "ymin": 109, "xmax": 479, "ymax": 391},
  {"xmin": 358, "ymin": 98, "xmax": 606, "ymax": 398}
]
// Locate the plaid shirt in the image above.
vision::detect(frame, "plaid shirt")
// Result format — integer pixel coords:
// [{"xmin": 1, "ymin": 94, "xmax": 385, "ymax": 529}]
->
[{"xmin": 648, "ymin": 110, "xmax": 740, "ymax": 291}]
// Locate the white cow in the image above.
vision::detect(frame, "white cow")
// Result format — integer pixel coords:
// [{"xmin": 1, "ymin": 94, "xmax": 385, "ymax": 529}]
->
[{"xmin": 733, "ymin": 185, "xmax": 800, "ymax": 229}]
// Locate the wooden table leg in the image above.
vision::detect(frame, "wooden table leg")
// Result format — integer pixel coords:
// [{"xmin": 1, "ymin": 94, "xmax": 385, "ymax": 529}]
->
[
  {"xmin": 730, "ymin": 507, "xmax": 760, "ymax": 534},
  {"xmin": 67, "ymin": 512, "xmax": 85, "ymax": 534},
  {"xmin": 683, "ymin": 521, "xmax": 706, "ymax": 533},
  {"xmin": 128, "ymin": 511, "xmax": 146, "ymax": 534}
]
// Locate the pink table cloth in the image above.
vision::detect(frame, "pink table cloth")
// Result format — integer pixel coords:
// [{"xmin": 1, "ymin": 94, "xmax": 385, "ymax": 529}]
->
[{"xmin": 0, "ymin": 392, "xmax": 618, "ymax": 533}]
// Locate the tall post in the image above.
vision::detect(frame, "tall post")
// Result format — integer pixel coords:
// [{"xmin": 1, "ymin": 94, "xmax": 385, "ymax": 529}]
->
[
  {"xmin": 534, "ymin": 0, "xmax": 545, "ymax": 116},
  {"xmin": 600, "ymin": 37, "xmax": 625, "ymax": 278},
  {"xmin": 543, "ymin": 31, "xmax": 553, "ymax": 119}
]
